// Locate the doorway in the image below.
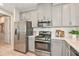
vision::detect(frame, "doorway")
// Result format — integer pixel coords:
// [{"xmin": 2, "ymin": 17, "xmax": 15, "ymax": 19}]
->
[
  {"xmin": 0, "ymin": 15, "xmax": 11, "ymax": 47},
  {"xmin": 0, "ymin": 23, "xmax": 5, "ymax": 44}
]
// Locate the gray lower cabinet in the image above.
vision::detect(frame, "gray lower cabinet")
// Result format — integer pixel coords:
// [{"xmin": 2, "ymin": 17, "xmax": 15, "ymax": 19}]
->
[
  {"xmin": 51, "ymin": 39, "xmax": 63, "ymax": 56},
  {"xmin": 51, "ymin": 39, "xmax": 70, "ymax": 56},
  {"xmin": 28, "ymin": 36, "xmax": 35, "ymax": 52},
  {"xmin": 62, "ymin": 40, "xmax": 70, "ymax": 56}
]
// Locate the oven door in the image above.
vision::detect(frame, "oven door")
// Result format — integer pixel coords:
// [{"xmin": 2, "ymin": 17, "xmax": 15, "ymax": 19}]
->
[{"xmin": 35, "ymin": 41, "xmax": 50, "ymax": 52}]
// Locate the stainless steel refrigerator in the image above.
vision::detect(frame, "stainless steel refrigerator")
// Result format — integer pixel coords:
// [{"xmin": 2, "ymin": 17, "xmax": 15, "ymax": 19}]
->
[{"xmin": 14, "ymin": 21, "xmax": 33, "ymax": 53}]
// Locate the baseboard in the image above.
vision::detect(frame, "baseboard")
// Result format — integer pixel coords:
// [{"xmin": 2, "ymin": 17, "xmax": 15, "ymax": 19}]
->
[{"xmin": 28, "ymin": 50, "xmax": 37, "ymax": 55}]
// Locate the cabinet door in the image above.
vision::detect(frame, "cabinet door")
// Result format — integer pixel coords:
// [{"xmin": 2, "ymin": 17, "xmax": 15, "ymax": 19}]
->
[
  {"xmin": 71, "ymin": 4, "xmax": 79, "ymax": 26},
  {"xmin": 37, "ymin": 4, "xmax": 51, "ymax": 21},
  {"xmin": 62, "ymin": 41, "xmax": 70, "ymax": 56},
  {"xmin": 42, "ymin": 4, "xmax": 51, "ymax": 21},
  {"xmin": 30, "ymin": 10, "xmax": 37, "ymax": 27},
  {"xmin": 70, "ymin": 4, "xmax": 77, "ymax": 26},
  {"xmin": 66, "ymin": 48, "xmax": 70, "ymax": 56},
  {"xmin": 52, "ymin": 5, "xmax": 62, "ymax": 26},
  {"xmin": 37, "ymin": 4, "xmax": 44, "ymax": 21},
  {"xmin": 75, "ymin": 4, "xmax": 79, "ymax": 26},
  {"xmin": 62, "ymin": 40, "xmax": 66, "ymax": 56},
  {"xmin": 62, "ymin": 4, "xmax": 71, "ymax": 26},
  {"xmin": 51, "ymin": 39, "xmax": 63, "ymax": 56},
  {"xmin": 28, "ymin": 36, "xmax": 35, "ymax": 52}
]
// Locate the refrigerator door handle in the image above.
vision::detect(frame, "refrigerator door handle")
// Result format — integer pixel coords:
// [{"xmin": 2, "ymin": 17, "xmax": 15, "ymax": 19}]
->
[
  {"xmin": 18, "ymin": 32, "xmax": 20, "ymax": 40},
  {"xmin": 15, "ymin": 29, "xmax": 17, "ymax": 35}
]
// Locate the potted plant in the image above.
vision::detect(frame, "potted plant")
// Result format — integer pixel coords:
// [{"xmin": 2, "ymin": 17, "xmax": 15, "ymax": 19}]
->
[{"xmin": 69, "ymin": 30, "xmax": 79, "ymax": 39}]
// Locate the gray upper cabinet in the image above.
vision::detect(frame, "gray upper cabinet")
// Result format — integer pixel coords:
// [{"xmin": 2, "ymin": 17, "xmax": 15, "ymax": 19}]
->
[
  {"xmin": 70, "ymin": 4, "xmax": 79, "ymax": 26},
  {"xmin": 70, "ymin": 4, "xmax": 77, "ymax": 26},
  {"xmin": 37, "ymin": 4, "xmax": 43, "ymax": 21},
  {"xmin": 52, "ymin": 5, "xmax": 62, "ymax": 26},
  {"xmin": 62, "ymin": 4, "xmax": 71, "ymax": 26},
  {"xmin": 37, "ymin": 3, "xmax": 51, "ymax": 22},
  {"xmin": 52, "ymin": 4, "xmax": 79, "ymax": 27},
  {"xmin": 20, "ymin": 4, "xmax": 79, "ymax": 27},
  {"xmin": 76, "ymin": 4, "xmax": 79, "ymax": 26},
  {"xmin": 62, "ymin": 4, "xmax": 79, "ymax": 26}
]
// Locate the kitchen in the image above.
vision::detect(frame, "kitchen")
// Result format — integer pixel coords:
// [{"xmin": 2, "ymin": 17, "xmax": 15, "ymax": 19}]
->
[
  {"xmin": 22, "ymin": 3, "xmax": 79, "ymax": 56},
  {"xmin": 0, "ymin": 3, "xmax": 79, "ymax": 56}
]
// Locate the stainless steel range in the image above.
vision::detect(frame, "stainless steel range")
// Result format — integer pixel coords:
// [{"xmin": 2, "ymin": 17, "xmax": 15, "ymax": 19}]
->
[{"xmin": 35, "ymin": 31, "xmax": 51, "ymax": 56}]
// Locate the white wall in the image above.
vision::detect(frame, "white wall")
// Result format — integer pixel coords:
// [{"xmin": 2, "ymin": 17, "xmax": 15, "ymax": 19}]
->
[
  {"xmin": 20, "ymin": 9, "xmax": 38, "ymax": 27},
  {"xmin": 0, "ymin": 7, "xmax": 20, "ymax": 49},
  {"xmin": 0, "ymin": 17, "xmax": 5, "ymax": 23},
  {"xmin": 0, "ymin": 8, "xmax": 12, "ymax": 16},
  {"xmin": 4, "ymin": 17, "xmax": 11, "ymax": 44},
  {"xmin": 0, "ymin": 16, "xmax": 11, "ymax": 44},
  {"xmin": 10, "ymin": 15, "xmax": 14, "ymax": 49},
  {"xmin": 14, "ymin": 8, "xmax": 20, "ymax": 22},
  {"xmin": 11, "ymin": 8, "xmax": 21, "ymax": 49},
  {"xmin": 0, "ymin": 8, "xmax": 12, "ymax": 44}
]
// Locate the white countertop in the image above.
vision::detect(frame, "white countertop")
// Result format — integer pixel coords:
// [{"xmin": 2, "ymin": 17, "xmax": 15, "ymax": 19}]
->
[
  {"xmin": 52, "ymin": 38, "xmax": 79, "ymax": 53},
  {"xmin": 55, "ymin": 38, "xmax": 79, "ymax": 53},
  {"xmin": 65, "ymin": 39, "xmax": 79, "ymax": 53}
]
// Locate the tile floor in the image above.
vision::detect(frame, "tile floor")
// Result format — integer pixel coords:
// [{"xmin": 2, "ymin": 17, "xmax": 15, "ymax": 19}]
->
[
  {"xmin": 0, "ymin": 33, "xmax": 36, "ymax": 56},
  {"xmin": 0, "ymin": 43, "xmax": 36, "ymax": 56}
]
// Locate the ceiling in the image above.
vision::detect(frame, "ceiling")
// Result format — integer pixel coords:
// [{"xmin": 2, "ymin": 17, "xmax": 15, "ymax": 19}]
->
[
  {"xmin": 0, "ymin": 3, "xmax": 38, "ymax": 14},
  {"xmin": 0, "ymin": 3, "xmax": 63, "ymax": 16}
]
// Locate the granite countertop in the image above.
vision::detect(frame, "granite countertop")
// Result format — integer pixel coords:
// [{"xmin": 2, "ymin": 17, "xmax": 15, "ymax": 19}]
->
[
  {"xmin": 65, "ymin": 39, "xmax": 79, "ymax": 53},
  {"xmin": 53, "ymin": 38, "xmax": 79, "ymax": 53}
]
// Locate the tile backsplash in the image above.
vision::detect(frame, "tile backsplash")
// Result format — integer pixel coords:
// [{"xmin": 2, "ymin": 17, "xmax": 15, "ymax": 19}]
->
[
  {"xmin": 33, "ymin": 27, "xmax": 77, "ymax": 39},
  {"xmin": 55, "ymin": 30, "xmax": 65, "ymax": 37}
]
